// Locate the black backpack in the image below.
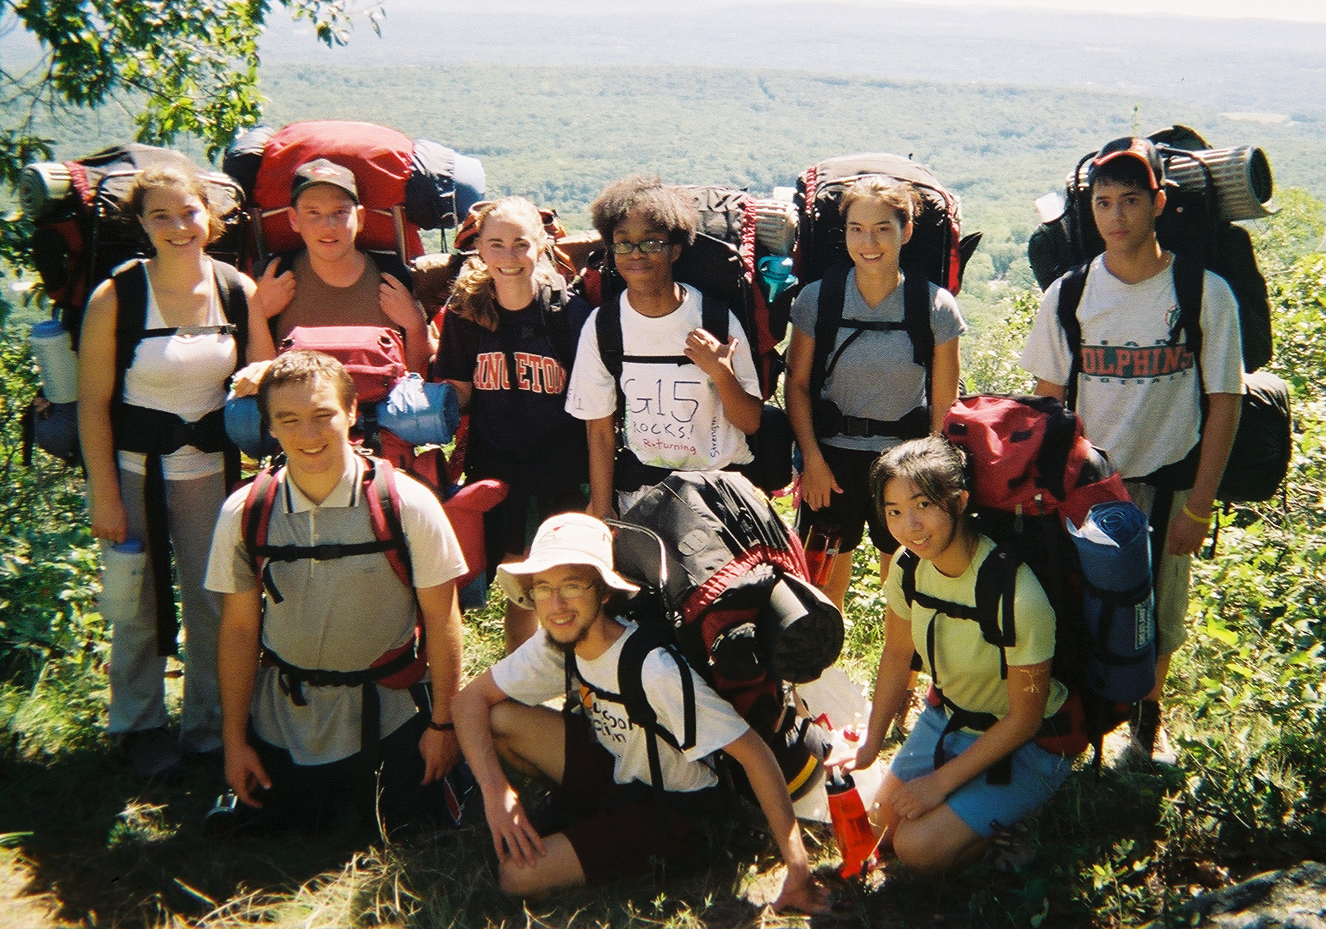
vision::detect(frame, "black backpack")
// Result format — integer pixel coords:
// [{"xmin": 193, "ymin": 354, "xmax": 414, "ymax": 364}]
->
[
  {"xmin": 794, "ymin": 153, "xmax": 982, "ymax": 295},
  {"xmin": 20, "ymin": 145, "xmax": 247, "ymax": 466},
  {"xmin": 596, "ymin": 184, "xmax": 794, "ymax": 400},
  {"xmin": 793, "ymin": 154, "xmax": 981, "ymax": 439},
  {"xmin": 575, "ymin": 471, "xmax": 842, "ymax": 801},
  {"xmin": 1028, "ymin": 125, "xmax": 1275, "ymax": 373}
]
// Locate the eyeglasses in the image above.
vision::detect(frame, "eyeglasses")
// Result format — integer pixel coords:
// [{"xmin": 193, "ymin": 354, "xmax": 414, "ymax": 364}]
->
[
  {"xmin": 611, "ymin": 238, "xmax": 670, "ymax": 256},
  {"xmin": 529, "ymin": 582, "xmax": 595, "ymax": 602}
]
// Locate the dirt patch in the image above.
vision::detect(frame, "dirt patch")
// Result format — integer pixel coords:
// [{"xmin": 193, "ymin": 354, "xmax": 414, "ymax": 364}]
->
[{"xmin": 0, "ymin": 851, "xmax": 62, "ymax": 929}]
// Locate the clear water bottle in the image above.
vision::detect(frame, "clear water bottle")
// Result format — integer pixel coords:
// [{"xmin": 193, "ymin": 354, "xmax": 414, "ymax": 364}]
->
[
  {"xmin": 29, "ymin": 318, "xmax": 79, "ymax": 404},
  {"xmin": 100, "ymin": 539, "xmax": 147, "ymax": 625}
]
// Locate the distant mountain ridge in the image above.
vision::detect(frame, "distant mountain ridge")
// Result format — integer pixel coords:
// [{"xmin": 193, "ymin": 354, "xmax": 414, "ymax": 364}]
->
[{"xmin": 256, "ymin": 0, "xmax": 1326, "ymax": 119}]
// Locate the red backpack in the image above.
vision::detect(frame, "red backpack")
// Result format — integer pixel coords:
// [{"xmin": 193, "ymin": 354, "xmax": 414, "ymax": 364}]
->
[
  {"xmin": 905, "ymin": 395, "xmax": 1149, "ymax": 772},
  {"xmin": 223, "ymin": 120, "xmax": 486, "ymax": 265}
]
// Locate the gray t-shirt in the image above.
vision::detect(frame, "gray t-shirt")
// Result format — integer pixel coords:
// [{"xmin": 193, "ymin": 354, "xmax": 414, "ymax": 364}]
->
[{"xmin": 790, "ymin": 270, "xmax": 966, "ymax": 452}]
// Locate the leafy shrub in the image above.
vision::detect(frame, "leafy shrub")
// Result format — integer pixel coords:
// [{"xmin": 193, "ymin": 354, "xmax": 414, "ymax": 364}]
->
[{"xmin": 0, "ymin": 332, "xmax": 102, "ymax": 693}]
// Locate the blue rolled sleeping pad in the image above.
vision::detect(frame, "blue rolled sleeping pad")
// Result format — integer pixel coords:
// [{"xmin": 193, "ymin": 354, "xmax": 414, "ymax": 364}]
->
[
  {"xmin": 224, "ymin": 376, "xmax": 460, "ymax": 458},
  {"xmin": 377, "ymin": 375, "xmax": 460, "ymax": 447},
  {"xmin": 1067, "ymin": 500, "xmax": 1157, "ymax": 703}
]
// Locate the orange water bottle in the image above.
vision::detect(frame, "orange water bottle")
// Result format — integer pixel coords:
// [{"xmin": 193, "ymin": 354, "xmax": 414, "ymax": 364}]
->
[
  {"xmin": 826, "ymin": 770, "xmax": 877, "ymax": 878},
  {"xmin": 803, "ymin": 522, "xmax": 841, "ymax": 589}
]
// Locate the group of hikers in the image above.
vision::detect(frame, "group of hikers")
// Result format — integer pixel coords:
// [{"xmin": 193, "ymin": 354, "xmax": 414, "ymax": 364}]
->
[{"xmin": 72, "ymin": 133, "xmax": 1242, "ymax": 913}]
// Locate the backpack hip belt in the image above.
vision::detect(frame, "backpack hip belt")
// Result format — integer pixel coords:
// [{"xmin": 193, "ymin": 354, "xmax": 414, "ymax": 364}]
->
[
  {"xmin": 823, "ymin": 406, "xmax": 930, "ymax": 440},
  {"xmin": 265, "ymin": 642, "xmax": 426, "ymax": 767},
  {"xmin": 928, "ymin": 685, "xmax": 1081, "ymax": 785},
  {"xmin": 112, "ymin": 403, "xmax": 229, "ymax": 456}
]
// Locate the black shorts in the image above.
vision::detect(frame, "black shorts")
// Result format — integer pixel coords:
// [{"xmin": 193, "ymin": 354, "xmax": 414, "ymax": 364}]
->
[
  {"xmin": 796, "ymin": 443, "xmax": 899, "ymax": 554},
  {"xmin": 553, "ymin": 713, "xmax": 721, "ymax": 886},
  {"xmin": 250, "ymin": 712, "xmax": 451, "ymax": 834},
  {"xmin": 466, "ymin": 421, "xmax": 589, "ymax": 568}
]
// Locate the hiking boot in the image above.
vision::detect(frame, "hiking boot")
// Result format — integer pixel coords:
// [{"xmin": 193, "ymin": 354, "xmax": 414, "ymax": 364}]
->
[
  {"xmin": 1124, "ymin": 700, "xmax": 1178, "ymax": 767},
  {"xmin": 123, "ymin": 727, "xmax": 183, "ymax": 780}
]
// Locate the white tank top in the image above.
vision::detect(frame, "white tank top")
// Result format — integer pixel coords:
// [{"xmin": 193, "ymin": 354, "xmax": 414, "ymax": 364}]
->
[{"xmin": 117, "ymin": 265, "xmax": 238, "ymax": 481}]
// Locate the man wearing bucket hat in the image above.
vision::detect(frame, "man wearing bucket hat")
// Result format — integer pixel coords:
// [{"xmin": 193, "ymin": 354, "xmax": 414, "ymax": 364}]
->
[
  {"xmin": 240, "ymin": 156, "xmax": 433, "ymax": 377},
  {"xmin": 1020, "ymin": 136, "xmax": 1244, "ymax": 765},
  {"xmin": 452, "ymin": 513, "xmax": 828, "ymax": 912}
]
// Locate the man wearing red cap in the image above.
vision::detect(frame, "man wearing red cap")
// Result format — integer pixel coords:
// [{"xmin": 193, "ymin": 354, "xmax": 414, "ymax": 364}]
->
[
  {"xmin": 245, "ymin": 157, "xmax": 433, "ymax": 373},
  {"xmin": 1019, "ymin": 136, "xmax": 1244, "ymax": 765}
]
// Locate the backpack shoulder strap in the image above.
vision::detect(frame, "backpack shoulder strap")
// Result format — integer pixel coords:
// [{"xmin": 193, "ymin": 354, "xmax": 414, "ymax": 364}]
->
[
  {"xmin": 540, "ymin": 280, "xmax": 575, "ymax": 371},
  {"xmin": 242, "ymin": 465, "xmax": 286, "ymax": 603},
  {"xmin": 111, "ymin": 259, "xmax": 151, "ymax": 402},
  {"xmin": 972, "ymin": 544, "xmax": 1018, "ymax": 681},
  {"xmin": 364, "ymin": 457, "xmax": 413, "ymax": 589},
  {"xmin": 699, "ymin": 290, "xmax": 730, "ymax": 345},
  {"xmin": 902, "ymin": 272, "xmax": 934, "ymax": 370},
  {"xmin": 616, "ymin": 628, "xmax": 695, "ymax": 797},
  {"xmin": 809, "ymin": 261, "xmax": 851, "ymax": 402},
  {"xmin": 1055, "ymin": 261, "xmax": 1090, "ymax": 409},
  {"xmin": 1170, "ymin": 254, "xmax": 1205, "ymax": 364},
  {"xmin": 595, "ymin": 298, "xmax": 624, "ymax": 383},
  {"xmin": 212, "ymin": 259, "xmax": 250, "ymax": 368},
  {"xmin": 898, "ymin": 548, "xmax": 920, "ymax": 609}
]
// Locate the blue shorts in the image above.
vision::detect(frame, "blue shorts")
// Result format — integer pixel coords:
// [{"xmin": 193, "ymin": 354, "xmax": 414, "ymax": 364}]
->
[{"xmin": 888, "ymin": 705, "xmax": 1072, "ymax": 838}]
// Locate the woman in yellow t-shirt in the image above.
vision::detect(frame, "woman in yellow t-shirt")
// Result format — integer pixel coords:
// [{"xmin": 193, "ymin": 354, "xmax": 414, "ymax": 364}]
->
[{"xmin": 839, "ymin": 435, "xmax": 1071, "ymax": 874}]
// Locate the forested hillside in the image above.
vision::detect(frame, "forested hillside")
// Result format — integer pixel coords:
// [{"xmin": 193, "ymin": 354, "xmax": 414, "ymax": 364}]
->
[{"xmin": 19, "ymin": 61, "xmax": 1321, "ymax": 322}]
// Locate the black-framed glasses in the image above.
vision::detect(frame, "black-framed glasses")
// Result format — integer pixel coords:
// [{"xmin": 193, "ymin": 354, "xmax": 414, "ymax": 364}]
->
[
  {"xmin": 611, "ymin": 238, "xmax": 670, "ymax": 256},
  {"xmin": 529, "ymin": 582, "xmax": 595, "ymax": 602}
]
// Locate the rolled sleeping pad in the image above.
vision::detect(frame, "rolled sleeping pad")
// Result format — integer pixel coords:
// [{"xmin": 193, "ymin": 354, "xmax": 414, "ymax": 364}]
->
[
  {"xmin": 1067, "ymin": 500, "xmax": 1156, "ymax": 703},
  {"xmin": 754, "ymin": 572, "xmax": 845, "ymax": 685},
  {"xmin": 378, "ymin": 375, "xmax": 460, "ymax": 447}
]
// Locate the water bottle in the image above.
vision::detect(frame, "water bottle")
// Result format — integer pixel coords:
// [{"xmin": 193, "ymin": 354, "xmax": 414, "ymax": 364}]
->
[
  {"xmin": 758, "ymin": 255, "xmax": 797, "ymax": 303},
  {"xmin": 803, "ymin": 521, "xmax": 841, "ymax": 589},
  {"xmin": 826, "ymin": 770, "xmax": 877, "ymax": 878},
  {"xmin": 100, "ymin": 539, "xmax": 147, "ymax": 626},
  {"xmin": 29, "ymin": 318, "xmax": 79, "ymax": 404}
]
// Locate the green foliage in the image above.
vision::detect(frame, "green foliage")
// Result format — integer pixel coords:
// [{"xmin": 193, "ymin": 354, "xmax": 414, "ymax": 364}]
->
[
  {"xmin": 1250, "ymin": 189, "xmax": 1326, "ymax": 279},
  {"xmin": 1, "ymin": 0, "xmax": 375, "ymax": 159},
  {"xmin": 962, "ymin": 287, "xmax": 1041, "ymax": 395},
  {"xmin": 0, "ymin": 331, "xmax": 101, "ymax": 692}
]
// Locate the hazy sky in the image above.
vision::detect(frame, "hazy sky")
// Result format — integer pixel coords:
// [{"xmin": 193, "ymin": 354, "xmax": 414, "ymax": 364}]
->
[{"xmin": 888, "ymin": 0, "xmax": 1324, "ymax": 21}]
